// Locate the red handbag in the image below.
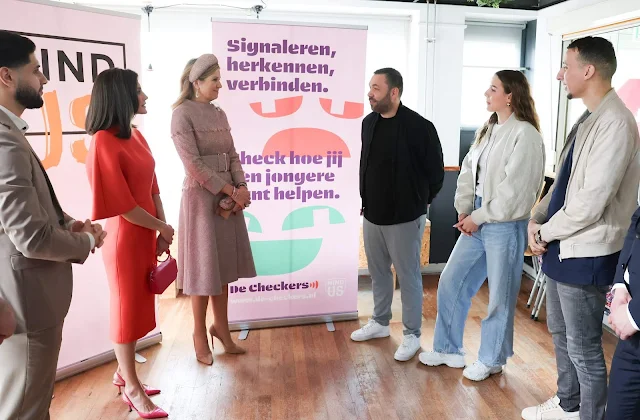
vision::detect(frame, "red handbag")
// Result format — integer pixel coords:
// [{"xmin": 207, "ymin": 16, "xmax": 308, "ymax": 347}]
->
[{"xmin": 149, "ymin": 250, "xmax": 178, "ymax": 294}]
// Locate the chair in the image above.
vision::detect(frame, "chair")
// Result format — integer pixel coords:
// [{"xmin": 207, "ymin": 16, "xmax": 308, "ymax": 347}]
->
[
  {"xmin": 525, "ymin": 249, "xmax": 546, "ymax": 321},
  {"xmin": 523, "ymin": 174, "xmax": 555, "ymax": 321}
]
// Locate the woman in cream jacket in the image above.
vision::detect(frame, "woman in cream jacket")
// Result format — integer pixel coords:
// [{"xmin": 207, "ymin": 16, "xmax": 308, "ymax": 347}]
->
[{"xmin": 419, "ymin": 70, "xmax": 545, "ymax": 381}]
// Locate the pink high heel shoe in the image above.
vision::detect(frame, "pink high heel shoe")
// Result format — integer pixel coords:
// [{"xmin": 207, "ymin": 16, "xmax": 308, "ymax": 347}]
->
[
  {"xmin": 112, "ymin": 372, "xmax": 161, "ymax": 396},
  {"xmin": 121, "ymin": 391, "xmax": 168, "ymax": 419}
]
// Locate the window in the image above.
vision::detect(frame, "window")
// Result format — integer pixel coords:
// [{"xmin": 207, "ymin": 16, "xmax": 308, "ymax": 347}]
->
[
  {"xmin": 460, "ymin": 23, "xmax": 525, "ymax": 128},
  {"xmin": 556, "ymin": 24, "xmax": 640, "ymax": 164}
]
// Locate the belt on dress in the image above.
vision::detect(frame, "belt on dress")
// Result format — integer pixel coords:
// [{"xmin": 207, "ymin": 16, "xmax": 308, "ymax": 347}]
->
[{"xmin": 201, "ymin": 153, "xmax": 231, "ymax": 172}]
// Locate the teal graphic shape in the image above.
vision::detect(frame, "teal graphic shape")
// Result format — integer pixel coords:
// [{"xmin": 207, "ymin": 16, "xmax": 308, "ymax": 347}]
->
[
  {"xmin": 243, "ymin": 211, "xmax": 263, "ymax": 233},
  {"xmin": 250, "ymin": 239, "xmax": 323, "ymax": 276},
  {"xmin": 281, "ymin": 206, "xmax": 346, "ymax": 231}
]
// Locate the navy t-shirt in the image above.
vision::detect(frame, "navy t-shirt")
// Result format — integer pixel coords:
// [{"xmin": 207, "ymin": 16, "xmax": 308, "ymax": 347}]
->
[{"xmin": 541, "ymin": 112, "xmax": 620, "ymax": 285}]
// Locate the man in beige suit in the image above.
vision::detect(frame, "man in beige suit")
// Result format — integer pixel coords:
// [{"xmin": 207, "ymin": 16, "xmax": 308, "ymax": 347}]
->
[
  {"xmin": 0, "ymin": 31, "xmax": 107, "ymax": 420},
  {"xmin": 0, "ymin": 296, "xmax": 16, "ymax": 345}
]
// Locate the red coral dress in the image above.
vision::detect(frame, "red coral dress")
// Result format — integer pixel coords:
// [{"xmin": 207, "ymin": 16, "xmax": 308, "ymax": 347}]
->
[{"xmin": 86, "ymin": 127, "xmax": 159, "ymax": 343}]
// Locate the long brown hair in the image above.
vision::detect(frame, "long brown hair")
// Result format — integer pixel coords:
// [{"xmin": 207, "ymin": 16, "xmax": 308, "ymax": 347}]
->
[
  {"xmin": 86, "ymin": 68, "xmax": 139, "ymax": 139},
  {"xmin": 172, "ymin": 58, "xmax": 220, "ymax": 109},
  {"xmin": 475, "ymin": 70, "xmax": 540, "ymax": 144}
]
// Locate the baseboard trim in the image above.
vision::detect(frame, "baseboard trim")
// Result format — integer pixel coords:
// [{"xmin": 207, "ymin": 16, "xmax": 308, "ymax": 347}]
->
[
  {"xmin": 55, "ymin": 332, "xmax": 163, "ymax": 382},
  {"xmin": 358, "ymin": 263, "xmax": 446, "ymax": 277},
  {"xmin": 229, "ymin": 312, "xmax": 358, "ymax": 331}
]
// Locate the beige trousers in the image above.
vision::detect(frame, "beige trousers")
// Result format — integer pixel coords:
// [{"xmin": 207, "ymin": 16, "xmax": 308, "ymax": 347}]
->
[{"xmin": 0, "ymin": 323, "xmax": 63, "ymax": 420}]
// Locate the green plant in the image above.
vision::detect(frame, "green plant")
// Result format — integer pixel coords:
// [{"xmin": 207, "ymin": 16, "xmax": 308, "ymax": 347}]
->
[{"xmin": 467, "ymin": 0, "xmax": 510, "ymax": 7}]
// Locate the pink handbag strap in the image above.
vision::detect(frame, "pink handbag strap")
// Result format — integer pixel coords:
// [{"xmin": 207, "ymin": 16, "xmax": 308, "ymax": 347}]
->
[{"xmin": 157, "ymin": 249, "xmax": 172, "ymax": 263}]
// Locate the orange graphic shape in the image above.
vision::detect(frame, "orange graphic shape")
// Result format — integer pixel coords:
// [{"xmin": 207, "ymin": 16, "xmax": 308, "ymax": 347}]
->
[
  {"xmin": 319, "ymin": 99, "xmax": 364, "ymax": 119},
  {"xmin": 250, "ymin": 96, "xmax": 303, "ymax": 118},
  {"xmin": 71, "ymin": 140, "xmax": 88, "ymax": 164},
  {"xmin": 69, "ymin": 94, "xmax": 91, "ymax": 164},
  {"xmin": 69, "ymin": 95, "xmax": 90, "ymax": 129},
  {"xmin": 262, "ymin": 128, "xmax": 351, "ymax": 157},
  {"xmin": 40, "ymin": 91, "xmax": 63, "ymax": 170}
]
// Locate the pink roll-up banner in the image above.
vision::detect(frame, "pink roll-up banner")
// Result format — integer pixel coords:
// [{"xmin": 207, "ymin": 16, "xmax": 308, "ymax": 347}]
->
[
  {"xmin": 0, "ymin": 0, "xmax": 153, "ymax": 376},
  {"xmin": 211, "ymin": 19, "xmax": 367, "ymax": 327}
]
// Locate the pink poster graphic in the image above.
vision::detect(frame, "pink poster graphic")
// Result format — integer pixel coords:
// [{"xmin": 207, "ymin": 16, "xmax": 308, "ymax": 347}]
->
[
  {"xmin": 211, "ymin": 20, "xmax": 367, "ymax": 324},
  {"xmin": 0, "ymin": 0, "xmax": 142, "ymax": 370}
]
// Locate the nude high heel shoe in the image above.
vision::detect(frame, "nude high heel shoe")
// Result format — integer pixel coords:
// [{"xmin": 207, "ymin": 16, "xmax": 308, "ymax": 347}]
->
[
  {"xmin": 209, "ymin": 325, "xmax": 246, "ymax": 354},
  {"xmin": 192, "ymin": 333, "xmax": 213, "ymax": 365}
]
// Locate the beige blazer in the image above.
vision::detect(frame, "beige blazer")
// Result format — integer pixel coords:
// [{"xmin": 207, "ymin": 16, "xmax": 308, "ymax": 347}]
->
[{"xmin": 0, "ymin": 108, "xmax": 90, "ymax": 334}]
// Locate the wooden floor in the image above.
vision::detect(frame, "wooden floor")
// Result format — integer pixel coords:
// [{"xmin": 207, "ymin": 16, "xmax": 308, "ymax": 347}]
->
[{"xmin": 50, "ymin": 276, "xmax": 618, "ymax": 420}]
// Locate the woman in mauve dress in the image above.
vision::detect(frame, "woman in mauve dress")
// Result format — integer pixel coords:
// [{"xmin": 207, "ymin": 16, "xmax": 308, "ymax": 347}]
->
[
  {"xmin": 171, "ymin": 54, "xmax": 256, "ymax": 365},
  {"xmin": 86, "ymin": 68, "xmax": 173, "ymax": 418}
]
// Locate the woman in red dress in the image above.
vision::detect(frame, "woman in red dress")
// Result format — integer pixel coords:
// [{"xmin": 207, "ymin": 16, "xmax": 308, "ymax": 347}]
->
[{"xmin": 85, "ymin": 69, "xmax": 173, "ymax": 419}]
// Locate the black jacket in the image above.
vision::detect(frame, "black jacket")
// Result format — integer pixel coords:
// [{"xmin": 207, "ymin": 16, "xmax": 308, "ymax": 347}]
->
[
  {"xmin": 359, "ymin": 103, "xmax": 445, "ymax": 224},
  {"xmin": 614, "ymin": 206, "xmax": 640, "ymax": 325}
]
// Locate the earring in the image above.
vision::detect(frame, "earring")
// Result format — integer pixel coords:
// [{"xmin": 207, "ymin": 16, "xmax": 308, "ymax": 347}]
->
[
  {"xmin": 507, "ymin": 102, "xmax": 511, "ymax": 107},
  {"xmin": 196, "ymin": 90, "xmax": 200, "ymax": 98}
]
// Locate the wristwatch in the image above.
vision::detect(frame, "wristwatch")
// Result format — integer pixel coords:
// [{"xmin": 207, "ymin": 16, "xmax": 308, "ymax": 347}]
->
[{"xmin": 535, "ymin": 230, "xmax": 543, "ymax": 245}]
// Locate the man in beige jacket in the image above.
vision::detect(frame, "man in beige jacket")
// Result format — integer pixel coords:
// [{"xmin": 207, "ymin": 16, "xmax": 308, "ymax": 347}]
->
[
  {"xmin": 0, "ymin": 30, "xmax": 107, "ymax": 420},
  {"xmin": 522, "ymin": 37, "xmax": 640, "ymax": 420}
]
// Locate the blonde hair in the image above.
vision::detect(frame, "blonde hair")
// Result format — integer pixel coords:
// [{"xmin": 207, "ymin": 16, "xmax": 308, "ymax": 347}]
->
[{"xmin": 172, "ymin": 58, "xmax": 221, "ymax": 109}]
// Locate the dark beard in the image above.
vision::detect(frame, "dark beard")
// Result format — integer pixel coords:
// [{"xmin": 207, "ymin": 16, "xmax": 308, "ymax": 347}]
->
[
  {"xmin": 16, "ymin": 83, "xmax": 43, "ymax": 109},
  {"xmin": 371, "ymin": 92, "xmax": 392, "ymax": 114}
]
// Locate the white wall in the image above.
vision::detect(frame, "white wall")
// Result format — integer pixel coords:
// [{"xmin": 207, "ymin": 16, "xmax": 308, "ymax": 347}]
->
[
  {"xmin": 542, "ymin": 0, "xmax": 640, "ymax": 35},
  {"xmin": 429, "ymin": 13, "xmax": 466, "ymax": 166},
  {"xmin": 531, "ymin": 17, "xmax": 563, "ymax": 171}
]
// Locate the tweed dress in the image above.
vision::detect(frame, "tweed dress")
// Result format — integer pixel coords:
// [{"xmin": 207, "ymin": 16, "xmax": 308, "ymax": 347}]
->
[{"xmin": 170, "ymin": 100, "xmax": 256, "ymax": 296}]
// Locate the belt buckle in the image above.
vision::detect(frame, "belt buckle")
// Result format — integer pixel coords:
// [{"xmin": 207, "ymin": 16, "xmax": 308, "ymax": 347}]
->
[
  {"xmin": 217, "ymin": 153, "xmax": 227, "ymax": 172},
  {"xmin": 222, "ymin": 153, "xmax": 228, "ymax": 172}
]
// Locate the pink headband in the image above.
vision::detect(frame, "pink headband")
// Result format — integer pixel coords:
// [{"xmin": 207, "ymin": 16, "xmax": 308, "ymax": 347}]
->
[{"xmin": 189, "ymin": 54, "xmax": 219, "ymax": 83}]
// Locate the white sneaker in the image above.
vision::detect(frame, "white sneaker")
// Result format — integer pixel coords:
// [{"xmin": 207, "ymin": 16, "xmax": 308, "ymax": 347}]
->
[
  {"xmin": 462, "ymin": 360, "xmax": 503, "ymax": 381},
  {"xmin": 418, "ymin": 351, "xmax": 466, "ymax": 368},
  {"xmin": 521, "ymin": 396, "xmax": 580, "ymax": 420},
  {"xmin": 394, "ymin": 334, "xmax": 421, "ymax": 361},
  {"xmin": 350, "ymin": 319, "xmax": 390, "ymax": 342}
]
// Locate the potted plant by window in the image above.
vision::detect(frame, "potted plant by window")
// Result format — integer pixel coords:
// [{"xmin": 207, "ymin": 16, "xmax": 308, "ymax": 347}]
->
[{"xmin": 467, "ymin": 0, "xmax": 510, "ymax": 7}]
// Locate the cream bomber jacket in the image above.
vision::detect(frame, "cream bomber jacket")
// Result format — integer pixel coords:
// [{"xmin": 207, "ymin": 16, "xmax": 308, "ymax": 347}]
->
[
  {"xmin": 532, "ymin": 89, "xmax": 640, "ymax": 260},
  {"xmin": 455, "ymin": 113, "xmax": 546, "ymax": 226}
]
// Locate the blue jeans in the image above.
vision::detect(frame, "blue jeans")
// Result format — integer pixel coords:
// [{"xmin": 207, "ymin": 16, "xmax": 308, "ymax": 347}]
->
[
  {"xmin": 432, "ymin": 197, "xmax": 528, "ymax": 366},
  {"xmin": 546, "ymin": 277, "xmax": 608, "ymax": 420}
]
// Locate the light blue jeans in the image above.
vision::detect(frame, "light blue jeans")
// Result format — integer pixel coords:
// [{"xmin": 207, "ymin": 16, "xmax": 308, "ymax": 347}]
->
[{"xmin": 432, "ymin": 197, "xmax": 528, "ymax": 366}]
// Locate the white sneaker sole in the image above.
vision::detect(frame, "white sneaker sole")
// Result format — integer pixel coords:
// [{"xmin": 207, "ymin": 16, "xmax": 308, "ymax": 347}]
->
[
  {"xmin": 350, "ymin": 330, "xmax": 390, "ymax": 342},
  {"xmin": 463, "ymin": 367, "xmax": 502, "ymax": 382},
  {"xmin": 394, "ymin": 347, "xmax": 420, "ymax": 362},
  {"xmin": 520, "ymin": 407, "xmax": 579, "ymax": 420},
  {"xmin": 419, "ymin": 353, "xmax": 465, "ymax": 368}
]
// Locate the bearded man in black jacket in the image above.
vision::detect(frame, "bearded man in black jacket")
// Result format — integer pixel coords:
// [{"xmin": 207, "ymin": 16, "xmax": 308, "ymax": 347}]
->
[{"xmin": 351, "ymin": 67, "xmax": 444, "ymax": 362}]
